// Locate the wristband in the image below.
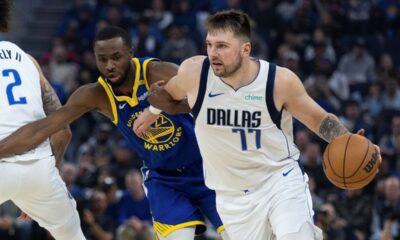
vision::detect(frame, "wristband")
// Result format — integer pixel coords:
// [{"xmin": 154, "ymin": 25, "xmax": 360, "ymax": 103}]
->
[{"xmin": 149, "ymin": 105, "xmax": 162, "ymax": 115}]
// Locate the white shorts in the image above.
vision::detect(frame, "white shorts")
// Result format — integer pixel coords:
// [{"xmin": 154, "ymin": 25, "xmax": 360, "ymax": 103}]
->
[
  {"xmin": 0, "ymin": 156, "xmax": 84, "ymax": 239},
  {"xmin": 215, "ymin": 162, "xmax": 320, "ymax": 240}
]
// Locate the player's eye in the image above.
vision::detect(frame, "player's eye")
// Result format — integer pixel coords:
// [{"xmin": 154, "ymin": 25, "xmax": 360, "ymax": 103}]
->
[{"xmin": 112, "ymin": 55, "xmax": 121, "ymax": 61}]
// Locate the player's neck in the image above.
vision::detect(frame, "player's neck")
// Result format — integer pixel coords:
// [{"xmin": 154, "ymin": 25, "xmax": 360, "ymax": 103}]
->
[{"xmin": 221, "ymin": 59, "xmax": 259, "ymax": 90}]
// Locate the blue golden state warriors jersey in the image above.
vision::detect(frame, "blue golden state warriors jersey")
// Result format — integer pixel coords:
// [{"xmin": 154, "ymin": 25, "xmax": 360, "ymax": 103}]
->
[{"xmin": 98, "ymin": 57, "xmax": 202, "ymax": 170}]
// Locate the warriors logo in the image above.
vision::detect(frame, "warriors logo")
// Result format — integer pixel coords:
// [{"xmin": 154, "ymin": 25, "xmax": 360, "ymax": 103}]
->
[{"xmin": 127, "ymin": 113, "xmax": 182, "ymax": 151}]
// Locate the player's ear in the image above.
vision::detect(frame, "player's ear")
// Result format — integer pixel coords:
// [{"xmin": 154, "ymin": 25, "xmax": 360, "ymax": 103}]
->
[
  {"xmin": 129, "ymin": 48, "xmax": 134, "ymax": 58},
  {"xmin": 242, "ymin": 42, "xmax": 251, "ymax": 57}
]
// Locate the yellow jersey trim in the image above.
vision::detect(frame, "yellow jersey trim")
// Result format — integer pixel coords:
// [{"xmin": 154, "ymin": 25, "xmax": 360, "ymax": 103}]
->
[
  {"xmin": 99, "ymin": 58, "xmax": 142, "ymax": 108},
  {"xmin": 153, "ymin": 220, "xmax": 206, "ymax": 237},
  {"xmin": 142, "ymin": 58, "xmax": 158, "ymax": 90},
  {"xmin": 217, "ymin": 225, "xmax": 225, "ymax": 234},
  {"xmin": 98, "ymin": 77, "xmax": 118, "ymax": 124}
]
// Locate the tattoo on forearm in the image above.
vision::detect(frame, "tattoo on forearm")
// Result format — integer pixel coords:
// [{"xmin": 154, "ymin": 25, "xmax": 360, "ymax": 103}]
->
[
  {"xmin": 41, "ymin": 80, "xmax": 61, "ymax": 116},
  {"xmin": 319, "ymin": 115, "xmax": 349, "ymax": 142}
]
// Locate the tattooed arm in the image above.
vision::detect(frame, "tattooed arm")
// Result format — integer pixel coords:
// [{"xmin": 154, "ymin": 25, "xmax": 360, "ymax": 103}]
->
[
  {"xmin": 29, "ymin": 55, "xmax": 72, "ymax": 168},
  {"xmin": 318, "ymin": 114, "xmax": 349, "ymax": 142}
]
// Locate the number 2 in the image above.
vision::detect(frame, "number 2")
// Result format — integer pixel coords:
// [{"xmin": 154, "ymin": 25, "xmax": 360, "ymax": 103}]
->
[
  {"xmin": 2, "ymin": 69, "xmax": 27, "ymax": 105},
  {"xmin": 232, "ymin": 128, "xmax": 261, "ymax": 151}
]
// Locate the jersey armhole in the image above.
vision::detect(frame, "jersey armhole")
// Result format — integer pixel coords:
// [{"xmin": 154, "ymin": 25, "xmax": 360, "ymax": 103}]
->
[
  {"xmin": 191, "ymin": 58, "xmax": 209, "ymax": 120},
  {"xmin": 265, "ymin": 63, "xmax": 282, "ymax": 129}
]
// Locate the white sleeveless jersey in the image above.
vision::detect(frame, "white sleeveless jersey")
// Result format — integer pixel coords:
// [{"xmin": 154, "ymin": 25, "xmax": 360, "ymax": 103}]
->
[
  {"xmin": 192, "ymin": 58, "xmax": 300, "ymax": 191},
  {"xmin": 0, "ymin": 41, "xmax": 52, "ymax": 161}
]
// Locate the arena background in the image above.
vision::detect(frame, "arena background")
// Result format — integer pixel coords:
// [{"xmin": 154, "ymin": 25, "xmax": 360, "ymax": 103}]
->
[{"xmin": 1, "ymin": 0, "xmax": 400, "ymax": 239}]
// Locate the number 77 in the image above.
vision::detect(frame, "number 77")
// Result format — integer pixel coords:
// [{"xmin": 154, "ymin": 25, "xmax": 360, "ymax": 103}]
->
[{"xmin": 232, "ymin": 128, "xmax": 261, "ymax": 151}]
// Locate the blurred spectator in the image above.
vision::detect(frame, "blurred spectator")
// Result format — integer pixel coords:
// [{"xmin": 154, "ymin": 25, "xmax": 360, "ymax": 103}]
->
[
  {"xmin": 304, "ymin": 28, "xmax": 336, "ymax": 67},
  {"xmin": 57, "ymin": 2, "xmax": 98, "ymax": 48},
  {"xmin": 316, "ymin": 203, "xmax": 346, "ymax": 240},
  {"xmin": 377, "ymin": 53, "xmax": 397, "ymax": 82},
  {"xmin": 76, "ymin": 145, "xmax": 99, "ymax": 189},
  {"xmin": 131, "ymin": 16, "xmax": 161, "ymax": 57},
  {"xmin": 304, "ymin": 70, "xmax": 340, "ymax": 112},
  {"xmin": 362, "ymin": 83, "xmax": 383, "ymax": 121},
  {"xmin": 301, "ymin": 142, "xmax": 331, "ymax": 191},
  {"xmin": 382, "ymin": 75, "xmax": 400, "ymax": 111},
  {"xmin": 327, "ymin": 70, "xmax": 351, "ymax": 102},
  {"xmin": 79, "ymin": 123, "xmax": 115, "ymax": 170},
  {"xmin": 247, "ymin": 0, "xmax": 278, "ymax": 42},
  {"xmin": 332, "ymin": 189, "xmax": 373, "ymax": 239},
  {"xmin": 47, "ymin": 43, "xmax": 80, "ymax": 94},
  {"xmin": 294, "ymin": 128, "xmax": 312, "ymax": 153},
  {"xmin": 0, "ymin": 201, "xmax": 31, "ymax": 240},
  {"xmin": 159, "ymin": 24, "xmax": 198, "ymax": 64},
  {"xmin": 116, "ymin": 170, "xmax": 154, "ymax": 240},
  {"xmin": 109, "ymin": 139, "xmax": 142, "ymax": 189},
  {"xmin": 344, "ymin": 0, "xmax": 372, "ymax": 34},
  {"xmin": 308, "ymin": 175, "xmax": 324, "ymax": 211},
  {"xmin": 379, "ymin": 115, "xmax": 400, "ymax": 169},
  {"xmin": 371, "ymin": 176, "xmax": 400, "ymax": 240},
  {"xmin": 338, "ymin": 38, "xmax": 376, "ymax": 95},
  {"xmin": 276, "ymin": 0, "xmax": 301, "ymax": 24},
  {"xmin": 339, "ymin": 99, "xmax": 373, "ymax": 138},
  {"xmin": 82, "ymin": 190, "xmax": 116, "ymax": 240},
  {"xmin": 144, "ymin": 0, "xmax": 173, "ymax": 31},
  {"xmin": 61, "ymin": 162, "xmax": 86, "ymax": 202},
  {"xmin": 99, "ymin": 177, "xmax": 121, "ymax": 221},
  {"xmin": 104, "ymin": 5, "xmax": 132, "ymax": 30}
]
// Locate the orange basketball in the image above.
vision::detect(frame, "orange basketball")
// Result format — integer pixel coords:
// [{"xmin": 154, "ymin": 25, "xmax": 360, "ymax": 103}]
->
[{"xmin": 322, "ymin": 133, "xmax": 380, "ymax": 190}]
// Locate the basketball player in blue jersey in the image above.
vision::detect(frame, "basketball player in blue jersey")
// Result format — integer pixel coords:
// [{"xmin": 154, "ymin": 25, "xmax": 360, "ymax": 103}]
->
[
  {"xmin": 0, "ymin": 0, "xmax": 86, "ymax": 239},
  {"xmin": 135, "ymin": 10, "xmax": 383, "ymax": 240},
  {"xmin": 0, "ymin": 25, "xmax": 229, "ymax": 240}
]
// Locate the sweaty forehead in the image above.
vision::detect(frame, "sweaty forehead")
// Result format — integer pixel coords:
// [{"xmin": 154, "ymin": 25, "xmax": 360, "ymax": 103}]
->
[
  {"xmin": 206, "ymin": 30, "xmax": 236, "ymax": 42},
  {"xmin": 94, "ymin": 37, "xmax": 127, "ymax": 54}
]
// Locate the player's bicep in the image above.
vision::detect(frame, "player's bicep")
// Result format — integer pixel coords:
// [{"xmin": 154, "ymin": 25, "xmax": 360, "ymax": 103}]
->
[
  {"xmin": 278, "ymin": 68, "xmax": 328, "ymax": 133},
  {"xmin": 164, "ymin": 56, "xmax": 203, "ymax": 101}
]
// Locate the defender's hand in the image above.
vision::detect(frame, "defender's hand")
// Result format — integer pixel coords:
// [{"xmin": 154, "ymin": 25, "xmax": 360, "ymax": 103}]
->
[
  {"xmin": 133, "ymin": 108, "xmax": 159, "ymax": 137},
  {"xmin": 148, "ymin": 80, "xmax": 171, "ymax": 110}
]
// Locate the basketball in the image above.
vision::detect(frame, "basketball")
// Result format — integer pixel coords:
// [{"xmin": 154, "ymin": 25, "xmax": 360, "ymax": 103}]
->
[{"xmin": 323, "ymin": 133, "xmax": 380, "ymax": 190}]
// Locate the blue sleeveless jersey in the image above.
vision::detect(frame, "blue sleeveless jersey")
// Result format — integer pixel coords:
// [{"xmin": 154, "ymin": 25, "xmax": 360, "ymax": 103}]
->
[{"xmin": 98, "ymin": 57, "xmax": 202, "ymax": 170}]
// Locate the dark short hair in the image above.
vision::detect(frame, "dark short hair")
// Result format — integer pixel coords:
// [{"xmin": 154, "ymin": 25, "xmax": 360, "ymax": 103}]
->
[
  {"xmin": 206, "ymin": 9, "xmax": 251, "ymax": 41},
  {"xmin": 94, "ymin": 26, "xmax": 132, "ymax": 48},
  {"xmin": 0, "ymin": 0, "xmax": 11, "ymax": 32}
]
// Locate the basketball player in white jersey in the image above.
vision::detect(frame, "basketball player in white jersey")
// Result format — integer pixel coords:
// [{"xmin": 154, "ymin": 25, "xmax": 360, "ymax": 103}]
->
[
  {"xmin": 134, "ymin": 10, "xmax": 382, "ymax": 240},
  {"xmin": 0, "ymin": 1, "xmax": 85, "ymax": 239}
]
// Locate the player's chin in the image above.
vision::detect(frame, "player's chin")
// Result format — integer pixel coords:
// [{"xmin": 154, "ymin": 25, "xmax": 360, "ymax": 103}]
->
[{"xmin": 108, "ymin": 77, "xmax": 124, "ymax": 86}]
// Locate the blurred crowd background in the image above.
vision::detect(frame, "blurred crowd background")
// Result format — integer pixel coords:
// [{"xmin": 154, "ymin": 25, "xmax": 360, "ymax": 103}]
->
[{"xmin": 2, "ymin": 0, "xmax": 400, "ymax": 239}]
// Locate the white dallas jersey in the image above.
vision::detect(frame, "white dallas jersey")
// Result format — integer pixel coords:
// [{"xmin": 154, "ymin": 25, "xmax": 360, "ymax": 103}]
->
[
  {"xmin": 0, "ymin": 41, "xmax": 52, "ymax": 162},
  {"xmin": 193, "ymin": 58, "xmax": 300, "ymax": 191}
]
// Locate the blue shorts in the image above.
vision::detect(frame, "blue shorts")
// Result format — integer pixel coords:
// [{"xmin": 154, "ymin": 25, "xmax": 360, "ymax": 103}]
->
[{"xmin": 142, "ymin": 162, "xmax": 224, "ymax": 237}]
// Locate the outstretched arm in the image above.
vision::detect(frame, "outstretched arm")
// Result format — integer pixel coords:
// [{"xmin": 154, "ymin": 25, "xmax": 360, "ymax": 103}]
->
[
  {"xmin": 29, "ymin": 55, "xmax": 72, "ymax": 167},
  {"xmin": 0, "ymin": 84, "xmax": 97, "ymax": 157}
]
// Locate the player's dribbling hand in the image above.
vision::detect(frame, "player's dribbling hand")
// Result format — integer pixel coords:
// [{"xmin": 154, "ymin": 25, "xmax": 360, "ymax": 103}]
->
[
  {"xmin": 133, "ymin": 107, "xmax": 159, "ymax": 137},
  {"xmin": 357, "ymin": 128, "xmax": 382, "ymax": 172}
]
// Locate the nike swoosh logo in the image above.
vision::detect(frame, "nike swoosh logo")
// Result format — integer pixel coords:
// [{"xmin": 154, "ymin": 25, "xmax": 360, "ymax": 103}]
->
[
  {"xmin": 282, "ymin": 167, "xmax": 294, "ymax": 177},
  {"xmin": 119, "ymin": 102, "xmax": 127, "ymax": 109},
  {"xmin": 208, "ymin": 92, "xmax": 224, "ymax": 98}
]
